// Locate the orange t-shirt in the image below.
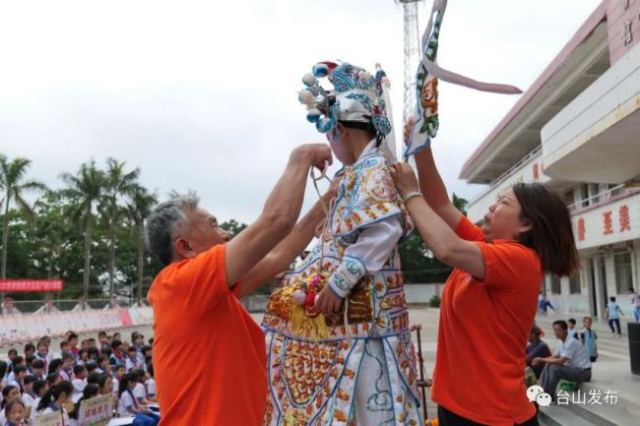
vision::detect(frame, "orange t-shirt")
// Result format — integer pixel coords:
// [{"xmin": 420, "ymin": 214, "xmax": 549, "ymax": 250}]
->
[
  {"xmin": 148, "ymin": 244, "xmax": 267, "ymax": 426},
  {"xmin": 431, "ymin": 216, "xmax": 541, "ymax": 426}
]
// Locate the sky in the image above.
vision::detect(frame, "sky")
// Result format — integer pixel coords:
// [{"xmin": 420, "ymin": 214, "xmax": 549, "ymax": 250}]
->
[{"xmin": 0, "ymin": 0, "xmax": 603, "ymax": 224}]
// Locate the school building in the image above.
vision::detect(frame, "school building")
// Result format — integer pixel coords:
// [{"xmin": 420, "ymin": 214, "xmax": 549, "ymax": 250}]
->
[{"xmin": 460, "ymin": 0, "xmax": 640, "ymax": 319}]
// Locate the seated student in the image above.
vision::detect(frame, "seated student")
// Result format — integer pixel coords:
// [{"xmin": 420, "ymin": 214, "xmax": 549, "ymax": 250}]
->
[
  {"xmin": 96, "ymin": 356, "xmax": 111, "ymax": 376},
  {"xmin": 46, "ymin": 372, "xmax": 60, "ymax": 389},
  {"xmin": 6, "ymin": 356, "xmax": 25, "ymax": 385},
  {"xmin": 125, "ymin": 347, "xmax": 139, "ymax": 372},
  {"xmin": 117, "ymin": 373, "xmax": 158, "ymax": 424},
  {"xmin": 35, "ymin": 339, "xmax": 53, "ymax": 368},
  {"xmin": 109, "ymin": 340, "xmax": 125, "ymax": 367},
  {"xmin": 4, "ymin": 399, "xmax": 27, "ymax": 426},
  {"xmin": 47, "ymin": 359, "xmax": 63, "ymax": 378},
  {"xmin": 86, "ymin": 372, "xmax": 100, "ymax": 386},
  {"xmin": 31, "ymin": 359, "xmax": 46, "ymax": 381},
  {"xmin": 129, "ymin": 370, "xmax": 150, "ymax": 407},
  {"xmin": 88, "ymin": 347, "xmax": 100, "ymax": 363},
  {"xmin": 58, "ymin": 340, "xmax": 72, "ymax": 360},
  {"xmin": 144, "ymin": 363, "xmax": 156, "ymax": 403},
  {"xmin": 580, "ymin": 316, "xmax": 598, "ymax": 362},
  {"xmin": 25, "ymin": 356, "xmax": 35, "ymax": 376},
  {"xmin": 526, "ymin": 326, "xmax": 552, "ymax": 379},
  {"xmin": 20, "ymin": 376, "xmax": 39, "ymax": 418},
  {"xmin": 77, "ymin": 349, "xmax": 89, "ymax": 366},
  {"xmin": 29, "ymin": 380, "xmax": 49, "ymax": 425},
  {"xmin": 59, "ymin": 354, "xmax": 75, "ymax": 382},
  {"xmin": 112, "ymin": 365, "xmax": 126, "ymax": 395},
  {"xmin": 68, "ymin": 384, "xmax": 100, "ymax": 426},
  {"xmin": 98, "ymin": 374, "xmax": 114, "ymax": 396},
  {"xmin": 72, "ymin": 365, "xmax": 88, "ymax": 403},
  {"xmin": 0, "ymin": 386, "xmax": 21, "ymax": 425},
  {"xmin": 7, "ymin": 349, "xmax": 18, "ymax": 372},
  {"xmin": 24, "ymin": 344, "xmax": 36, "ymax": 360},
  {"xmin": 532, "ymin": 320, "xmax": 592, "ymax": 397},
  {"xmin": 8, "ymin": 366, "xmax": 27, "ymax": 393},
  {"xmin": 35, "ymin": 381, "xmax": 74, "ymax": 425}
]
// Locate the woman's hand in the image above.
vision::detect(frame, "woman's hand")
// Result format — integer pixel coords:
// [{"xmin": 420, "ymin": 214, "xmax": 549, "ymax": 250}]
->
[
  {"xmin": 390, "ymin": 162, "xmax": 420, "ymax": 198},
  {"xmin": 403, "ymin": 117, "xmax": 415, "ymax": 145},
  {"xmin": 315, "ymin": 284, "xmax": 343, "ymax": 316}
]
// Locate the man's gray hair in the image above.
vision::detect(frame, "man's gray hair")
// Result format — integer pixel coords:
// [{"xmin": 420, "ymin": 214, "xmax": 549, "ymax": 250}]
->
[{"xmin": 145, "ymin": 193, "xmax": 200, "ymax": 266}]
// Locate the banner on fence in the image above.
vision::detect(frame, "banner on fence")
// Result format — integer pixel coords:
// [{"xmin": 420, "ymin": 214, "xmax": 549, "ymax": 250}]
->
[
  {"xmin": 36, "ymin": 412, "xmax": 65, "ymax": 426},
  {"xmin": 0, "ymin": 279, "xmax": 63, "ymax": 292}
]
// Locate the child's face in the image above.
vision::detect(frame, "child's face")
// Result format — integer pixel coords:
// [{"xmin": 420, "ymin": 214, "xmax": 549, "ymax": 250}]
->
[
  {"xmin": 38, "ymin": 345, "xmax": 47, "ymax": 354},
  {"xmin": 128, "ymin": 381, "xmax": 137, "ymax": 390},
  {"xmin": 24, "ymin": 382, "xmax": 33, "ymax": 392},
  {"xmin": 116, "ymin": 369, "xmax": 125, "ymax": 379},
  {"xmin": 34, "ymin": 367, "xmax": 43, "ymax": 376},
  {"xmin": 7, "ymin": 388, "xmax": 20, "ymax": 401},
  {"xmin": 17, "ymin": 371, "xmax": 27, "ymax": 380},
  {"xmin": 135, "ymin": 337, "xmax": 144, "ymax": 346},
  {"xmin": 8, "ymin": 352, "xmax": 16, "ymax": 361},
  {"xmin": 40, "ymin": 384, "xmax": 50, "ymax": 396},
  {"xmin": 7, "ymin": 404, "xmax": 25, "ymax": 422},
  {"xmin": 81, "ymin": 353, "xmax": 88, "ymax": 360},
  {"xmin": 61, "ymin": 345, "xmax": 69, "ymax": 353},
  {"xmin": 568, "ymin": 323, "xmax": 575, "ymax": 329},
  {"xmin": 584, "ymin": 318, "xmax": 592, "ymax": 328},
  {"xmin": 69, "ymin": 338, "xmax": 78, "ymax": 347},
  {"xmin": 63, "ymin": 359, "xmax": 74, "ymax": 369}
]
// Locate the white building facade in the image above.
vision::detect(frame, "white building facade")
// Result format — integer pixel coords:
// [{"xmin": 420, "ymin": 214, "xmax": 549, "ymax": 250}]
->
[{"xmin": 460, "ymin": 0, "xmax": 640, "ymax": 319}]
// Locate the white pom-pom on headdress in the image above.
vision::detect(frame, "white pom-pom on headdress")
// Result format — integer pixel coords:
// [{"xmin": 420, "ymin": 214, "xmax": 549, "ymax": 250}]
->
[
  {"xmin": 298, "ymin": 89, "xmax": 315, "ymax": 106},
  {"xmin": 302, "ymin": 73, "xmax": 317, "ymax": 87}
]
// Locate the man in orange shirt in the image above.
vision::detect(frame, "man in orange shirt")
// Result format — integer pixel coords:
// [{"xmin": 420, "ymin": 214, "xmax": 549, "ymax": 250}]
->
[{"xmin": 146, "ymin": 144, "xmax": 333, "ymax": 426}]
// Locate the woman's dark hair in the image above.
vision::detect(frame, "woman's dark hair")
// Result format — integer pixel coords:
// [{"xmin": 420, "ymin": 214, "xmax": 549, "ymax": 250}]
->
[
  {"xmin": 1, "ymin": 385, "xmax": 18, "ymax": 410},
  {"xmin": 4, "ymin": 399, "xmax": 26, "ymax": 417},
  {"xmin": 147, "ymin": 362, "xmax": 154, "ymax": 378},
  {"xmin": 69, "ymin": 384, "xmax": 100, "ymax": 419},
  {"xmin": 34, "ymin": 380, "xmax": 48, "ymax": 396},
  {"xmin": 512, "ymin": 183, "xmax": 580, "ymax": 276},
  {"xmin": 37, "ymin": 381, "xmax": 73, "ymax": 412},
  {"xmin": 48, "ymin": 359, "xmax": 63, "ymax": 375}
]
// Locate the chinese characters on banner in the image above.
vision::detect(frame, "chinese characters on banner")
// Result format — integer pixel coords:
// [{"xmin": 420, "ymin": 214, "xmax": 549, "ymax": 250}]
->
[
  {"xmin": 0, "ymin": 279, "xmax": 63, "ymax": 292},
  {"xmin": 78, "ymin": 394, "xmax": 114, "ymax": 426},
  {"xmin": 36, "ymin": 412, "xmax": 65, "ymax": 426}
]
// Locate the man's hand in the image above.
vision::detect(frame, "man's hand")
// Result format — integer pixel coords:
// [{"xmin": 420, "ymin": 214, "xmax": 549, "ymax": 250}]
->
[
  {"xmin": 531, "ymin": 357, "xmax": 544, "ymax": 367},
  {"xmin": 292, "ymin": 143, "xmax": 333, "ymax": 172},
  {"xmin": 390, "ymin": 162, "xmax": 420, "ymax": 198},
  {"xmin": 315, "ymin": 285, "xmax": 343, "ymax": 316}
]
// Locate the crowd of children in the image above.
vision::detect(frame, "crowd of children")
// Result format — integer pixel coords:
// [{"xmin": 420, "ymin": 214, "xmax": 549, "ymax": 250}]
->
[{"xmin": 0, "ymin": 330, "xmax": 158, "ymax": 426}]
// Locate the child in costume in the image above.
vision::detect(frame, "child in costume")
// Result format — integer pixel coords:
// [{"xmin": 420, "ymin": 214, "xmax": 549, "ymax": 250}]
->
[{"xmin": 262, "ymin": 61, "xmax": 422, "ymax": 426}]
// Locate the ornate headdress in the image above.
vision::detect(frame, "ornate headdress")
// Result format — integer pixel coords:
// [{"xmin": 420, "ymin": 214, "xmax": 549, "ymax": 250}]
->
[{"xmin": 298, "ymin": 61, "xmax": 397, "ymax": 161}]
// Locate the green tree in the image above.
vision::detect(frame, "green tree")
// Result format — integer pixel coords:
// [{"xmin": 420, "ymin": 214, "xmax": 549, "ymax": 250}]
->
[
  {"xmin": 220, "ymin": 219, "xmax": 248, "ymax": 237},
  {"xmin": 452, "ymin": 192, "xmax": 468, "ymax": 216},
  {"xmin": 60, "ymin": 161, "xmax": 105, "ymax": 304},
  {"xmin": 0, "ymin": 155, "xmax": 46, "ymax": 279},
  {"xmin": 125, "ymin": 185, "xmax": 157, "ymax": 303},
  {"xmin": 101, "ymin": 158, "xmax": 140, "ymax": 304}
]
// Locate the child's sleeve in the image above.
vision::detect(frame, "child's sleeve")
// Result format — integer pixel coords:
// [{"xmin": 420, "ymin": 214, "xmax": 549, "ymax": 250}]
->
[{"xmin": 327, "ymin": 216, "xmax": 403, "ymax": 298}]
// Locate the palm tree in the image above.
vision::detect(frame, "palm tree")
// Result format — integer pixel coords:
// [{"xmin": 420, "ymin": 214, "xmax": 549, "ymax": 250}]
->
[
  {"xmin": 0, "ymin": 155, "xmax": 46, "ymax": 280},
  {"xmin": 126, "ymin": 185, "xmax": 157, "ymax": 303},
  {"xmin": 101, "ymin": 158, "xmax": 140, "ymax": 305},
  {"xmin": 60, "ymin": 161, "xmax": 105, "ymax": 305}
]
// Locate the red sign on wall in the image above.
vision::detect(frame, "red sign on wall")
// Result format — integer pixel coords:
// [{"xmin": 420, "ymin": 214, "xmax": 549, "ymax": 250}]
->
[
  {"xmin": 577, "ymin": 218, "xmax": 586, "ymax": 241},
  {"xmin": 619, "ymin": 205, "xmax": 631, "ymax": 232},
  {"xmin": 603, "ymin": 211, "xmax": 614, "ymax": 235},
  {"xmin": 0, "ymin": 280, "xmax": 63, "ymax": 292}
]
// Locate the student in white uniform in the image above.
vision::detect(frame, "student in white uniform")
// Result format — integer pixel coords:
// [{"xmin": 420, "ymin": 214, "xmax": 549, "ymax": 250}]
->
[
  {"xmin": 112, "ymin": 365, "xmax": 126, "ymax": 396},
  {"xmin": 20, "ymin": 376, "xmax": 39, "ymax": 419},
  {"xmin": 4, "ymin": 399, "xmax": 27, "ymax": 426},
  {"xmin": 68, "ymin": 384, "xmax": 100, "ymax": 426},
  {"xmin": 0, "ymin": 386, "xmax": 21, "ymax": 425},
  {"xmin": 29, "ymin": 380, "xmax": 49, "ymax": 425},
  {"xmin": 145, "ymin": 364, "xmax": 157, "ymax": 403},
  {"xmin": 71, "ymin": 365, "xmax": 88, "ymax": 403},
  {"xmin": 35, "ymin": 380, "xmax": 73, "ymax": 426},
  {"xmin": 118, "ymin": 374, "xmax": 144, "ymax": 417}
]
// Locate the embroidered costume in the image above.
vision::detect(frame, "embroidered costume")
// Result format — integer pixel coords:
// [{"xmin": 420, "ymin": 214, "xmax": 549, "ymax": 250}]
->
[{"xmin": 262, "ymin": 62, "xmax": 422, "ymax": 426}]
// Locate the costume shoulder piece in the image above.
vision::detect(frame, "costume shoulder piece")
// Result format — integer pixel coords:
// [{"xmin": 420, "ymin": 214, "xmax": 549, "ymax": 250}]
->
[{"xmin": 330, "ymin": 151, "xmax": 411, "ymax": 238}]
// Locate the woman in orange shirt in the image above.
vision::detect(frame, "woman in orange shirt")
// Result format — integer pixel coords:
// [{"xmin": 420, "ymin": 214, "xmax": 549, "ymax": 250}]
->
[{"xmin": 390, "ymin": 145, "xmax": 579, "ymax": 426}]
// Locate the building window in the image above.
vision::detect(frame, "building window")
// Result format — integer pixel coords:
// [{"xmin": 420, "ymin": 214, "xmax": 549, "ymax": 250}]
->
[
  {"xmin": 581, "ymin": 184, "xmax": 590, "ymax": 207},
  {"xmin": 609, "ymin": 184, "xmax": 622, "ymax": 197},
  {"xmin": 590, "ymin": 184, "xmax": 600, "ymax": 204},
  {"xmin": 551, "ymin": 275, "xmax": 562, "ymax": 294},
  {"xmin": 569, "ymin": 274, "xmax": 581, "ymax": 294},
  {"xmin": 614, "ymin": 252, "xmax": 633, "ymax": 294}
]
